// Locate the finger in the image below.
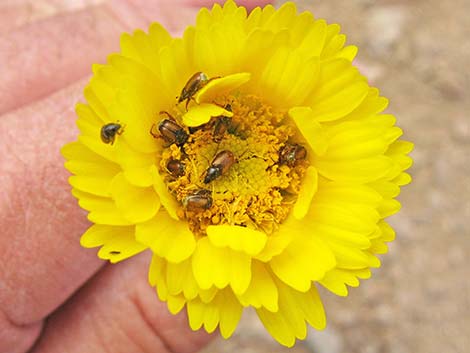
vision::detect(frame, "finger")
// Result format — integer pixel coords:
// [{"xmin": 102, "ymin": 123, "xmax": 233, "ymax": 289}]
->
[
  {"xmin": 0, "ymin": 5, "xmax": 126, "ymax": 115},
  {"xmin": 31, "ymin": 252, "xmax": 212, "ymax": 353},
  {"xmin": 0, "ymin": 79, "xmax": 105, "ymax": 353},
  {"xmin": 0, "ymin": 0, "xmax": 100, "ymax": 33}
]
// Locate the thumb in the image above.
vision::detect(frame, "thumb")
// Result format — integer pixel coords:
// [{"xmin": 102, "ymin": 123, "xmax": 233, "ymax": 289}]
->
[{"xmin": 31, "ymin": 252, "xmax": 213, "ymax": 353}]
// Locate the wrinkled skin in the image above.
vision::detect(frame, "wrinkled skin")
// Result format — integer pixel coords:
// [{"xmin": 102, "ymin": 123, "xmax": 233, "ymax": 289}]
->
[{"xmin": 0, "ymin": 1, "xmax": 269, "ymax": 352}]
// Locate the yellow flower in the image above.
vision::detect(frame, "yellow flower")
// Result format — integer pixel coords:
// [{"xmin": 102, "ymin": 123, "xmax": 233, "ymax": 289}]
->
[{"xmin": 62, "ymin": 0, "xmax": 413, "ymax": 347}]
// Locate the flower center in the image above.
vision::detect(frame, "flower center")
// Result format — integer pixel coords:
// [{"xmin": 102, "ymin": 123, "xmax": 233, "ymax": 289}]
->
[{"xmin": 160, "ymin": 95, "xmax": 309, "ymax": 236}]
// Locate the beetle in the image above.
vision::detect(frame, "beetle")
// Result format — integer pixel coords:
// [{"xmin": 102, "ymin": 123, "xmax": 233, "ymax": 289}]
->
[
  {"xmin": 100, "ymin": 123, "xmax": 124, "ymax": 145},
  {"xmin": 212, "ymin": 104, "xmax": 233, "ymax": 143},
  {"xmin": 151, "ymin": 111, "xmax": 188, "ymax": 146},
  {"xmin": 203, "ymin": 150, "xmax": 237, "ymax": 184},
  {"xmin": 212, "ymin": 116, "xmax": 232, "ymax": 143},
  {"xmin": 183, "ymin": 189, "xmax": 213, "ymax": 211},
  {"xmin": 278, "ymin": 143, "xmax": 307, "ymax": 166},
  {"xmin": 166, "ymin": 159, "xmax": 186, "ymax": 178},
  {"xmin": 178, "ymin": 72, "xmax": 212, "ymax": 110}
]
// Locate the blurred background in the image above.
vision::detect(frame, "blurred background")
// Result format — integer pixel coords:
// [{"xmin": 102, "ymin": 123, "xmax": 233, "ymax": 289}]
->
[{"xmin": 2, "ymin": 0, "xmax": 468, "ymax": 352}]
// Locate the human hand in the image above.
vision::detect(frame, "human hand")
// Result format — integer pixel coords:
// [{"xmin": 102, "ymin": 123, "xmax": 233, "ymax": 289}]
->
[{"xmin": 0, "ymin": 1, "xmax": 269, "ymax": 352}]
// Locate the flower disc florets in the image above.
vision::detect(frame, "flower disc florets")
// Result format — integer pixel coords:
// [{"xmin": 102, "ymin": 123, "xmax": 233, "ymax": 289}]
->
[
  {"xmin": 161, "ymin": 94, "xmax": 308, "ymax": 236},
  {"xmin": 62, "ymin": 1, "xmax": 413, "ymax": 347}
]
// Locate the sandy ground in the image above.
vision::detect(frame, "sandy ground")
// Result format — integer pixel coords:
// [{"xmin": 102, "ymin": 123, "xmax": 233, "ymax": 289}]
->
[
  {"xmin": 202, "ymin": 1, "xmax": 470, "ymax": 353},
  {"xmin": 3, "ymin": 0, "xmax": 468, "ymax": 352}
]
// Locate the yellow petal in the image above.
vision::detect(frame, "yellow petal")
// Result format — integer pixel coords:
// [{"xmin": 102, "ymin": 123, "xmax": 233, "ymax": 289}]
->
[
  {"xmin": 182, "ymin": 103, "xmax": 233, "ymax": 127},
  {"xmin": 69, "ymin": 175, "xmax": 112, "ymax": 197},
  {"xmin": 315, "ymin": 156, "xmax": 393, "ymax": 183},
  {"xmin": 206, "ymin": 225, "xmax": 267, "ymax": 256},
  {"xmin": 322, "ymin": 33, "xmax": 346, "ymax": 59},
  {"xmin": 326, "ymin": 242, "xmax": 371, "ymax": 269},
  {"xmin": 262, "ymin": 1, "xmax": 297, "ymax": 32},
  {"xmin": 123, "ymin": 165, "xmax": 155, "ymax": 187},
  {"xmin": 278, "ymin": 291, "xmax": 306, "ymax": 339},
  {"xmin": 240, "ymin": 29, "xmax": 290, "ymax": 76},
  {"xmin": 387, "ymin": 140, "xmax": 414, "ymax": 155},
  {"xmin": 270, "ymin": 222, "xmax": 336, "ymax": 292},
  {"xmin": 320, "ymin": 23, "xmax": 343, "ymax": 59},
  {"xmin": 202, "ymin": 302, "xmax": 220, "ymax": 333},
  {"xmin": 72, "ymin": 189, "xmax": 132, "ymax": 226},
  {"xmin": 255, "ymin": 231, "xmax": 293, "ymax": 262},
  {"xmin": 245, "ymin": 6, "xmax": 262, "ymax": 30},
  {"xmin": 83, "ymin": 85, "xmax": 110, "ymax": 122},
  {"xmin": 217, "ymin": 289, "xmax": 243, "ymax": 339},
  {"xmin": 120, "ymin": 23, "xmax": 172, "ymax": 75},
  {"xmin": 110, "ymin": 173, "xmax": 160, "ymax": 223},
  {"xmin": 309, "ymin": 81, "xmax": 369, "ymax": 122},
  {"xmin": 382, "ymin": 154, "xmax": 413, "ymax": 180},
  {"xmin": 167, "ymin": 295, "xmax": 186, "ymax": 315},
  {"xmin": 256, "ymin": 279, "xmax": 322, "ymax": 347},
  {"xmin": 342, "ymin": 87, "xmax": 389, "ymax": 121},
  {"xmin": 377, "ymin": 198, "xmax": 401, "ymax": 218},
  {"xmin": 81, "ymin": 224, "xmax": 146, "ymax": 264},
  {"xmin": 369, "ymin": 239, "xmax": 389, "ymax": 254},
  {"xmin": 192, "ymin": 237, "xmax": 251, "ymax": 295},
  {"xmin": 336, "ymin": 45, "xmax": 358, "ymax": 61},
  {"xmin": 293, "ymin": 285, "xmax": 326, "ymax": 330},
  {"xmin": 65, "ymin": 158, "xmax": 119, "ymax": 178},
  {"xmin": 293, "ymin": 166, "xmax": 318, "ymax": 219},
  {"xmin": 196, "ymin": 6, "xmax": 212, "ymax": 29},
  {"xmin": 75, "ymin": 102, "xmax": 105, "ymax": 127},
  {"xmin": 158, "ymin": 41, "xmax": 194, "ymax": 103},
  {"xmin": 186, "ymin": 288, "xmax": 242, "ymax": 338},
  {"xmin": 311, "ymin": 223, "xmax": 371, "ymax": 250},
  {"xmin": 108, "ymin": 87, "xmax": 160, "ymax": 154},
  {"xmin": 324, "ymin": 122, "xmax": 397, "ymax": 160},
  {"xmin": 62, "ymin": 140, "xmax": 109, "ymax": 164},
  {"xmin": 320, "ymin": 268, "xmax": 372, "ymax": 296},
  {"xmin": 289, "ymin": 11, "xmax": 314, "ymax": 47},
  {"xmin": 320, "ymin": 279, "xmax": 347, "ymax": 296},
  {"xmin": 148, "ymin": 255, "xmax": 168, "ymax": 301},
  {"xmin": 393, "ymin": 172, "xmax": 412, "ymax": 186},
  {"xmin": 195, "ymin": 72, "xmax": 251, "ymax": 104},
  {"xmin": 310, "ymin": 203, "xmax": 378, "ymax": 235},
  {"xmin": 289, "ymin": 107, "xmax": 329, "ymax": 156},
  {"xmin": 257, "ymin": 307, "xmax": 296, "ymax": 347},
  {"xmin": 165, "ymin": 259, "xmax": 198, "ymax": 300},
  {"xmin": 187, "ymin": 291, "xmax": 220, "ymax": 331},
  {"xmin": 187, "ymin": 298, "xmax": 206, "ymax": 331},
  {"xmin": 77, "ymin": 135, "xmax": 116, "ymax": 163},
  {"xmin": 135, "ymin": 213, "xmax": 196, "ymax": 263},
  {"xmin": 78, "ymin": 133, "xmax": 155, "ymax": 170},
  {"xmin": 256, "ymin": 47, "xmax": 321, "ymax": 108},
  {"xmin": 199, "ymin": 287, "xmax": 218, "ymax": 304},
  {"xmin": 297, "ymin": 19, "xmax": 327, "ymax": 57},
  {"xmin": 193, "ymin": 24, "xmax": 247, "ymax": 75},
  {"xmin": 238, "ymin": 261, "xmax": 278, "ymax": 312},
  {"xmin": 151, "ymin": 165, "xmax": 180, "ymax": 220},
  {"xmin": 368, "ymin": 180, "xmax": 400, "ymax": 199},
  {"xmin": 259, "ymin": 4, "xmax": 276, "ymax": 27}
]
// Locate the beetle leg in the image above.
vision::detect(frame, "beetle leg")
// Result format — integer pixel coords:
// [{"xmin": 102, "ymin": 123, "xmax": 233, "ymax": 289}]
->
[
  {"xmin": 117, "ymin": 124, "xmax": 126, "ymax": 135},
  {"xmin": 159, "ymin": 111, "xmax": 175, "ymax": 120},
  {"xmin": 150, "ymin": 124, "xmax": 159, "ymax": 138}
]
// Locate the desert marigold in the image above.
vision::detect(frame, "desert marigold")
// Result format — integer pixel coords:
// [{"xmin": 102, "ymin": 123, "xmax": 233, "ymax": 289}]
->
[{"xmin": 62, "ymin": 0, "xmax": 413, "ymax": 347}]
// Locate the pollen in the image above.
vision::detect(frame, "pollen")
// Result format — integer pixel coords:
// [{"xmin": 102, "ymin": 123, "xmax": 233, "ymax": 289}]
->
[{"xmin": 160, "ymin": 95, "xmax": 309, "ymax": 236}]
